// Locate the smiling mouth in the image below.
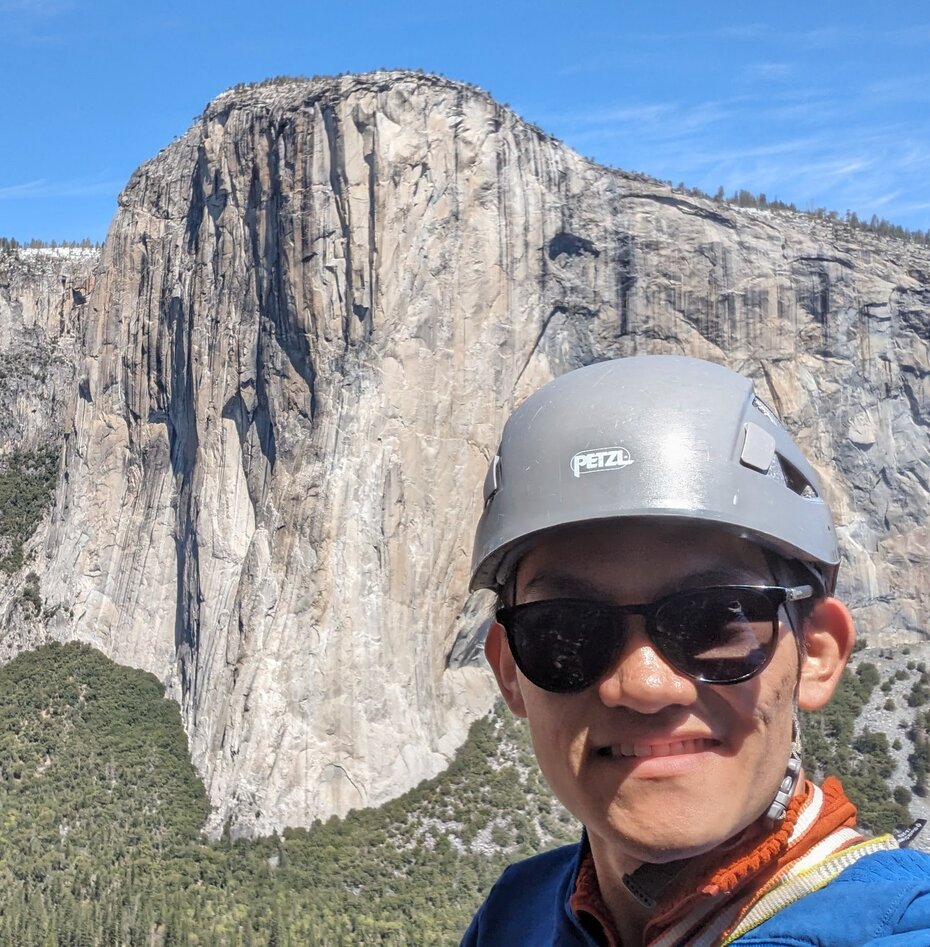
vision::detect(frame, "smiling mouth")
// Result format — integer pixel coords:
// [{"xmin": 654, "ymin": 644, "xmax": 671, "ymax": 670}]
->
[{"xmin": 595, "ymin": 738, "xmax": 721, "ymax": 759}]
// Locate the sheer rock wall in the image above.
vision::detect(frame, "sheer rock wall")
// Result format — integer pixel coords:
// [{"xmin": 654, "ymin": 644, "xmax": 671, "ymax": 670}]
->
[
  {"xmin": 0, "ymin": 249, "xmax": 97, "ymax": 657},
  {"xmin": 0, "ymin": 249, "xmax": 96, "ymax": 452},
  {"xmin": 1, "ymin": 72, "xmax": 928, "ymax": 833}
]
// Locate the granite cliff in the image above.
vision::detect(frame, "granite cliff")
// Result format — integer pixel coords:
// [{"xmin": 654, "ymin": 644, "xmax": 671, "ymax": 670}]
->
[
  {"xmin": 1, "ymin": 71, "xmax": 928, "ymax": 834},
  {"xmin": 0, "ymin": 248, "xmax": 96, "ymax": 454},
  {"xmin": 0, "ymin": 248, "xmax": 97, "ymax": 653}
]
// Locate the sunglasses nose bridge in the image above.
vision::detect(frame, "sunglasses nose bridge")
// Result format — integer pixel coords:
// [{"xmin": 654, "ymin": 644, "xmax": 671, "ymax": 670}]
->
[
  {"xmin": 596, "ymin": 607, "xmax": 699, "ymax": 710},
  {"xmin": 616, "ymin": 603, "xmax": 664, "ymax": 653}
]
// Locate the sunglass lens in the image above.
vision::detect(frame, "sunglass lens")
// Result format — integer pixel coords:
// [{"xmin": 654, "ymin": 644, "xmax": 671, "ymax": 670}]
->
[
  {"xmin": 655, "ymin": 588, "xmax": 778, "ymax": 683},
  {"xmin": 504, "ymin": 601, "xmax": 620, "ymax": 693}
]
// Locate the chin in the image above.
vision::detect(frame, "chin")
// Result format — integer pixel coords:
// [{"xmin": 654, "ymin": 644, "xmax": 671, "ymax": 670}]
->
[
  {"xmin": 598, "ymin": 807, "xmax": 763, "ymax": 867},
  {"xmin": 615, "ymin": 831, "xmax": 725, "ymax": 866}
]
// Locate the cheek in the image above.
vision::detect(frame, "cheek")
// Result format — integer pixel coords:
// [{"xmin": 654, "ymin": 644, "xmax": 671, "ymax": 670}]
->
[
  {"xmin": 523, "ymin": 696, "xmax": 590, "ymax": 777},
  {"xmin": 748, "ymin": 662, "xmax": 799, "ymax": 773},
  {"xmin": 759, "ymin": 644, "xmax": 801, "ymax": 723},
  {"xmin": 718, "ymin": 641, "xmax": 799, "ymax": 741}
]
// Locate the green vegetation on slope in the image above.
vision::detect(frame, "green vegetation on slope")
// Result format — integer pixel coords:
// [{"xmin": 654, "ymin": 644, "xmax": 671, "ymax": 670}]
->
[
  {"xmin": 801, "ymin": 661, "xmax": 911, "ymax": 834},
  {"xmin": 1, "ymin": 640, "xmax": 921, "ymax": 944},
  {"xmin": 0, "ymin": 446, "xmax": 60, "ymax": 574},
  {"xmin": 0, "ymin": 643, "xmax": 575, "ymax": 946}
]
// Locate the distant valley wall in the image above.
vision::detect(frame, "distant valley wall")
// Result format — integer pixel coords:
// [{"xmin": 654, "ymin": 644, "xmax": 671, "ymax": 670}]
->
[{"xmin": 0, "ymin": 248, "xmax": 96, "ymax": 453}]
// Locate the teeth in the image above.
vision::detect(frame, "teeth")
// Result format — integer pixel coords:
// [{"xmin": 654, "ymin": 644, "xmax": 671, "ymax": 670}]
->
[{"xmin": 603, "ymin": 738, "xmax": 716, "ymax": 758}]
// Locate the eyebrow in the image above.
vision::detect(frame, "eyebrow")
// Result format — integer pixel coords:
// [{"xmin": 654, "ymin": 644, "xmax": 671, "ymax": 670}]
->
[{"xmin": 521, "ymin": 572, "xmax": 607, "ymax": 599}]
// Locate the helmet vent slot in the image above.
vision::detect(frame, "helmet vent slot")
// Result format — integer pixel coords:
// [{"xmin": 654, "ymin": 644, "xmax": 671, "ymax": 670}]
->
[
  {"xmin": 752, "ymin": 394, "xmax": 783, "ymax": 428},
  {"xmin": 778, "ymin": 455, "xmax": 819, "ymax": 499},
  {"xmin": 483, "ymin": 454, "xmax": 502, "ymax": 506}
]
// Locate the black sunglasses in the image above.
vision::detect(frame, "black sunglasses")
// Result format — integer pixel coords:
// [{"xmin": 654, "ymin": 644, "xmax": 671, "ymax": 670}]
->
[{"xmin": 496, "ymin": 585, "xmax": 813, "ymax": 692}]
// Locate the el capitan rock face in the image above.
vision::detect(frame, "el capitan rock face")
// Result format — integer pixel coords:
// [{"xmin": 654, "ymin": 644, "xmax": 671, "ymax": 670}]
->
[{"xmin": 1, "ymin": 71, "xmax": 928, "ymax": 833}]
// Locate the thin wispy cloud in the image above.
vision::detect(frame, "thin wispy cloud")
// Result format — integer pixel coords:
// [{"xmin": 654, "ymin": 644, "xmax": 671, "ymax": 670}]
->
[
  {"xmin": 862, "ymin": 76, "xmax": 930, "ymax": 106},
  {"xmin": 0, "ymin": 0, "xmax": 71, "ymax": 14},
  {"xmin": 0, "ymin": 179, "xmax": 46, "ymax": 198},
  {"xmin": 683, "ymin": 136, "xmax": 835, "ymax": 165},
  {"xmin": 555, "ymin": 61, "xmax": 600, "ymax": 78},
  {"xmin": 897, "ymin": 199, "xmax": 930, "ymax": 213},
  {"xmin": 620, "ymin": 23, "xmax": 930, "ymax": 51},
  {"xmin": 796, "ymin": 27, "xmax": 853, "ymax": 49},
  {"xmin": 0, "ymin": 177, "xmax": 123, "ymax": 200},
  {"xmin": 745, "ymin": 62, "xmax": 793, "ymax": 80},
  {"xmin": 1, "ymin": 0, "xmax": 72, "ymax": 45},
  {"xmin": 614, "ymin": 23, "xmax": 770, "ymax": 43},
  {"xmin": 550, "ymin": 102, "xmax": 677, "ymax": 125},
  {"xmin": 711, "ymin": 23, "xmax": 770, "ymax": 40},
  {"xmin": 3, "ymin": 0, "xmax": 927, "ymax": 240},
  {"xmin": 704, "ymin": 141, "xmax": 924, "ymax": 222},
  {"xmin": 887, "ymin": 144, "xmax": 930, "ymax": 172},
  {"xmin": 539, "ymin": 95, "xmax": 746, "ymax": 139},
  {"xmin": 884, "ymin": 24, "xmax": 930, "ymax": 45},
  {"xmin": 766, "ymin": 101, "xmax": 828, "ymax": 123},
  {"xmin": 865, "ymin": 191, "xmax": 903, "ymax": 209},
  {"xmin": 532, "ymin": 71, "xmax": 929, "ymax": 230}
]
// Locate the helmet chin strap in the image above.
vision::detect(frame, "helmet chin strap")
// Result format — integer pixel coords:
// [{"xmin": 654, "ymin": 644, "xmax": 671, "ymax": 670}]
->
[
  {"xmin": 758, "ymin": 556, "xmax": 807, "ymax": 826},
  {"xmin": 622, "ymin": 709, "xmax": 804, "ymax": 909},
  {"xmin": 765, "ymin": 751, "xmax": 802, "ymax": 824},
  {"xmin": 765, "ymin": 705, "xmax": 803, "ymax": 825}
]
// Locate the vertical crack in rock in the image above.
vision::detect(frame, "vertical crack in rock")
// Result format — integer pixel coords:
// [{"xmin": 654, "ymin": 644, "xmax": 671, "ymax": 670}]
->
[
  {"xmin": 320, "ymin": 102, "xmax": 359, "ymax": 349},
  {"xmin": 167, "ymin": 291, "xmax": 202, "ymax": 700}
]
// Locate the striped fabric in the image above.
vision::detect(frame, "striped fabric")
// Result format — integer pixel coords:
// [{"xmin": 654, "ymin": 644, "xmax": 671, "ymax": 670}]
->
[
  {"xmin": 645, "ymin": 780, "xmax": 875, "ymax": 945},
  {"xmin": 719, "ymin": 834, "xmax": 899, "ymax": 944}
]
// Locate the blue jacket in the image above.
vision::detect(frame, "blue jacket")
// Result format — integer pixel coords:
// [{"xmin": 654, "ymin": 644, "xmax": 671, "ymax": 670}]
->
[{"xmin": 461, "ymin": 841, "xmax": 930, "ymax": 946}]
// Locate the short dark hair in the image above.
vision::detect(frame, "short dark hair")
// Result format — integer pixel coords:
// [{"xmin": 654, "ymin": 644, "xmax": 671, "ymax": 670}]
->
[{"xmin": 763, "ymin": 552, "xmax": 827, "ymax": 654}]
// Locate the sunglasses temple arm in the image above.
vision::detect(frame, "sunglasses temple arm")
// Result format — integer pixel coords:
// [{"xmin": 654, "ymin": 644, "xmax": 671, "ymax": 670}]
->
[{"xmin": 786, "ymin": 585, "xmax": 814, "ymax": 603}]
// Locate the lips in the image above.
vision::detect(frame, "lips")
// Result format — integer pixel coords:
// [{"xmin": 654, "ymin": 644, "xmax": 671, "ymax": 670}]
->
[{"xmin": 595, "ymin": 737, "xmax": 720, "ymax": 759}]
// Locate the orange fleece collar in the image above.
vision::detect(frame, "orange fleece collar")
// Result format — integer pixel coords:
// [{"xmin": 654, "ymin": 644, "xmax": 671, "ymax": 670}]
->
[{"xmin": 570, "ymin": 777, "xmax": 860, "ymax": 946}]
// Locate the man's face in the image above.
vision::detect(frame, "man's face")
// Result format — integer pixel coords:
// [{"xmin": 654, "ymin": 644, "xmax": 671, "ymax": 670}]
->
[{"xmin": 488, "ymin": 520, "xmax": 805, "ymax": 872}]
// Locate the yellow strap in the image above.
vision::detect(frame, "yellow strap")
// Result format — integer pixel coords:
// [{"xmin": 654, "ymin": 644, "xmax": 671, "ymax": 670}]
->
[{"xmin": 721, "ymin": 835, "xmax": 898, "ymax": 945}]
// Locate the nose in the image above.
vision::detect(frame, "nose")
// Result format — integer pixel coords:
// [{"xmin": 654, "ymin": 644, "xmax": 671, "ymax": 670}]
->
[{"xmin": 596, "ymin": 618, "xmax": 699, "ymax": 712}]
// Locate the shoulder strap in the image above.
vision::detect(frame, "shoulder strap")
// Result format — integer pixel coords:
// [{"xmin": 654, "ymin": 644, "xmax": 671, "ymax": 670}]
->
[{"xmin": 720, "ymin": 834, "xmax": 900, "ymax": 945}]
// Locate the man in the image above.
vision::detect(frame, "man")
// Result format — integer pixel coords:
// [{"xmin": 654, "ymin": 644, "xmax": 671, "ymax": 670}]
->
[{"xmin": 462, "ymin": 355, "xmax": 930, "ymax": 946}]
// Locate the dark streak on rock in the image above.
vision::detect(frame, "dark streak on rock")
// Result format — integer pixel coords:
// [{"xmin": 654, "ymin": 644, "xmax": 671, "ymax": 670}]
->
[
  {"xmin": 793, "ymin": 255, "xmax": 855, "ymax": 270},
  {"xmin": 548, "ymin": 232, "xmax": 600, "ymax": 261},
  {"xmin": 626, "ymin": 193, "xmax": 737, "ymax": 229}
]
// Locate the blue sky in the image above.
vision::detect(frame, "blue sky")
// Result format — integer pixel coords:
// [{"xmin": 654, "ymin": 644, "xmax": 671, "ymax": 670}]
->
[{"xmin": 3, "ymin": 0, "xmax": 930, "ymax": 243}]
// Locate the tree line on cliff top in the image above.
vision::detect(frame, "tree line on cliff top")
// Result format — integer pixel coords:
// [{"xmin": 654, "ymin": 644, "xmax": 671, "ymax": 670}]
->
[
  {"xmin": 0, "ymin": 237, "xmax": 100, "ymax": 252},
  {"xmin": 2, "ymin": 175, "xmax": 929, "ymax": 256}
]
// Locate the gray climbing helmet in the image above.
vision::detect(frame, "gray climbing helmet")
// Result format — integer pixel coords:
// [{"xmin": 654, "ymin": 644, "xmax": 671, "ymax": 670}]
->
[{"xmin": 470, "ymin": 355, "xmax": 839, "ymax": 594}]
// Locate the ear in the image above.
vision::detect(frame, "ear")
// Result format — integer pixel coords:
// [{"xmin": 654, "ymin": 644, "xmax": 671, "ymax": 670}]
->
[
  {"xmin": 485, "ymin": 621, "xmax": 528, "ymax": 717},
  {"xmin": 797, "ymin": 597, "xmax": 856, "ymax": 711}
]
